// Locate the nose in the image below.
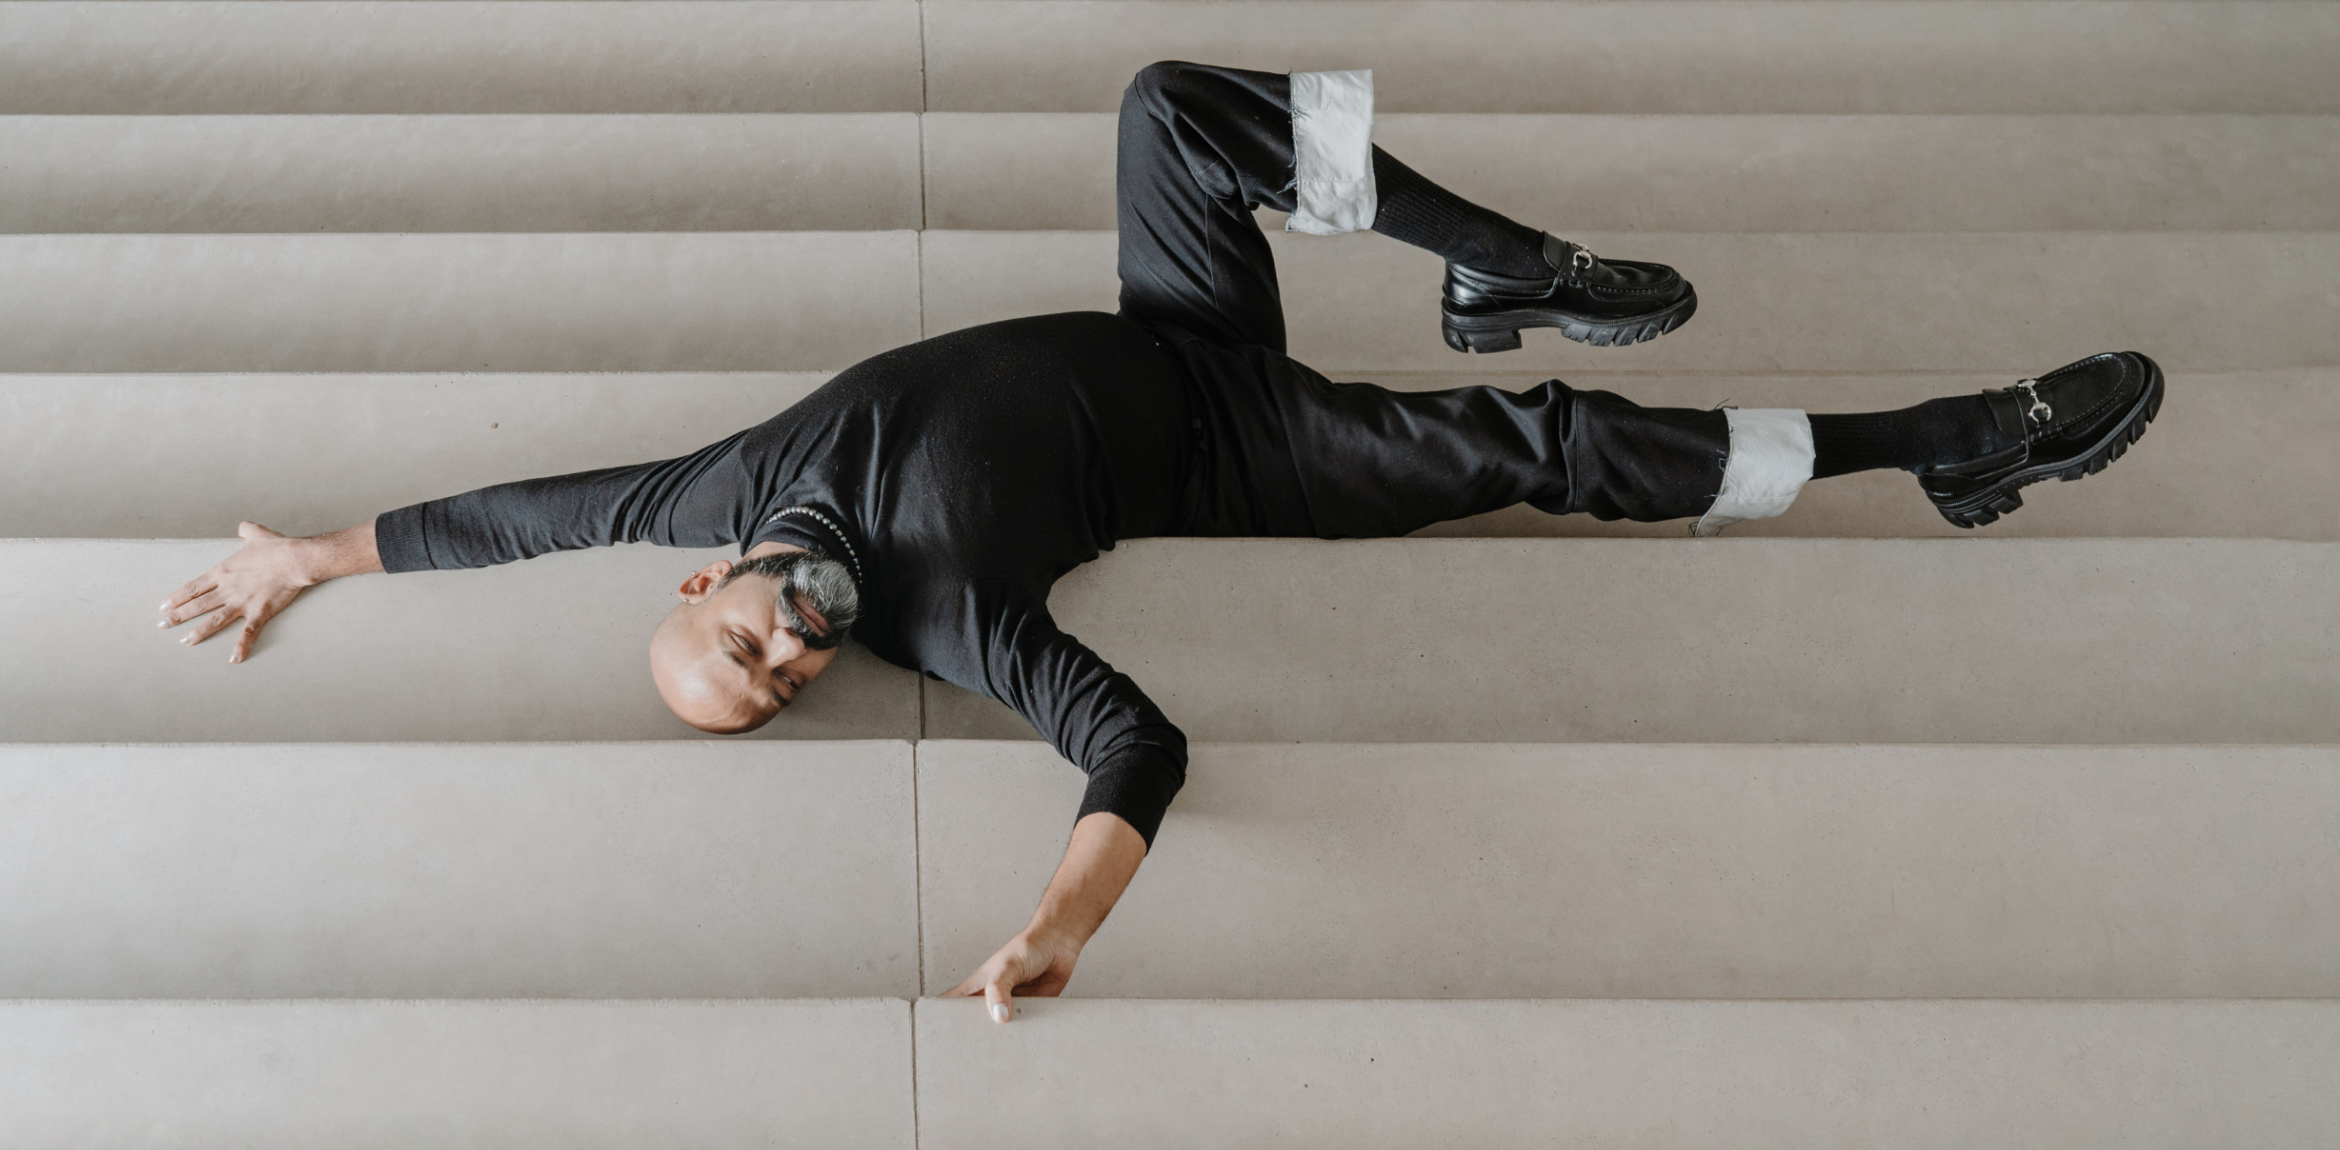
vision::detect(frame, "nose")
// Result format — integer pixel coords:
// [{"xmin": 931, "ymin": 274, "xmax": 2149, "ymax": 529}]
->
[{"xmin": 765, "ymin": 622, "xmax": 809, "ymax": 667}]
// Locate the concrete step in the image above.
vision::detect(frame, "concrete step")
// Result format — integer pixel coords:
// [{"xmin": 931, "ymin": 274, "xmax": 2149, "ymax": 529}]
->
[
  {"xmin": 920, "ymin": 741, "xmax": 2340, "ymax": 999},
  {"xmin": 920, "ymin": 537, "xmax": 2339, "ymax": 745},
  {"xmin": 915, "ymin": 999, "xmax": 2340, "ymax": 1149},
  {"xmin": 0, "ymin": 374, "xmax": 829, "ymax": 539},
  {"xmin": 13, "ymin": 112, "xmax": 2329, "ymax": 235},
  {"xmin": 0, "ymin": 115, "xmax": 923, "ymax": 234},
  {"xmin": 925, "ymin": 1, "xmax": 2340, "ymax": 114},
  {"xmin": 9, "ymin": 369, "xmax": 2326, "ymax": 542},
  {"xmin": 0, "ymin": 742, "xmax": 916, "ymax": 998},
  {"xmin": 925, "ymin": 230, "xmax": 2340, "ymax": 375},
  {"xmin": 0, "ymin": 999, "xmax": 912, "ymax": 1148},
  {"xmin": 6, "ymin": 538, "xmax": 2330, "ymax": 744},
  {"xmin": 0, "ymin": 232, "xmax": 917, "ymax": 373},
  {"xmin": 929, "ymin": 113, "xmax": 2340, "ymax": 232},
  {"xmin": 0, "ymin": 540, "xmax": 919, "ymax": 743},
  {"xmin": 9, "ymin": 230, "xmax": 2329, "ymax": 373},
  {"xmin": 0, "ymin": 1, "xmax": 923, "ymax": 114}
]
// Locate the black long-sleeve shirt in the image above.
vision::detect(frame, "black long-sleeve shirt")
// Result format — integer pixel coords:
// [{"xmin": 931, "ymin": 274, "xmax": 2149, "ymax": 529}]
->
[{"xmin": 375, "ymin": 312, "xmax": 1202, "ymax": 845}]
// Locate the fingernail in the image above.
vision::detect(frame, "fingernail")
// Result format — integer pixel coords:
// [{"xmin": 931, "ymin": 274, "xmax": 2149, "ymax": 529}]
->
[
  {"xmin": 990, "ymin": 1003, "xmax": 1010, "ymax": 1024},
  {"xmin": 179, "ymin": 635, "xmax": 191, "ymax": 645}
]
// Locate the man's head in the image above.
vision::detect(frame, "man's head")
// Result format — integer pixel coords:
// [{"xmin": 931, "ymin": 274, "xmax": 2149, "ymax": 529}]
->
[{"xmin": 649, "ymin": 547, "xmax": 861, "ymax": 733}]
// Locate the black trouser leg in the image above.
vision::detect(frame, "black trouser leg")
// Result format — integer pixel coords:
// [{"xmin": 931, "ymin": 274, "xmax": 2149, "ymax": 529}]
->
[{"xmin": 1116, "ymin": 61, "xmax": 1732, "ymax": 537}]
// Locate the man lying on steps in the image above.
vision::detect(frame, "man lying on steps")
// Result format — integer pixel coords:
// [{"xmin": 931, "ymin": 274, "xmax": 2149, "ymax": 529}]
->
[{"xmin": 158, "ymin": 62, "xmax": 2164, "ymax": 1023}]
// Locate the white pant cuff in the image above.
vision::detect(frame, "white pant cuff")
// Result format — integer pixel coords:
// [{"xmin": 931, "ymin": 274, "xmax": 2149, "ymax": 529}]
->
[
  {"xmin": 1286, "ymin": 69, "xmax": 1377, "ymax": 235},
  {"xmin": 1693, "ymin": 408, "xmax": 1814, "ymax": 537}
]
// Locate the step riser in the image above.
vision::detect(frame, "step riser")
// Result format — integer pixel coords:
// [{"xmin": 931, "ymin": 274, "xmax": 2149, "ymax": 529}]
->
[
  {"xmin": 6, "ymin": 539, "xmax": 2329, "ymax": 745},
  {"xmin": 921, "ymin": 742, "xmax": 2340, "ymax": 999},
  {"xmin": 0, "ymin": 1, "xmax": 924, "ymax": 114},
  {"xmin": 0, "ymin": 744, "xmax": 917, "ymax": 998},
  {"xmin": 9, "ymin": 370, "xmax": 2325, "ymax": 542},
  {"xmin": 929, "ymin": 230, "xmax": 2340, "ymax": 375},
  {"xmin": 0, "ymin": 233, "xmax": 919, "ymax": 373},
  {"xmin": 2, "ymin": 1000, "xmax": 913, "ymax": 1148},
  {"xmin": 0, "ymin": 541, "xmax": 920, "ymax": 743},
  {"xmin": 0, "ymin": 115, "xmax": 924, "ymax": 234},
  {"xmin": 928, "ymin": 113, "xmax": 2340, "ymax": 233},
  {"xmin": 917, "ymin": 999, "xmax": 2340, "ymax": 1150},
  {"xmin": 927, "ymin": 1, "xmax": 2340, "ymax": 114},
  {"xmin": 8, "ymin": 232, "xmax": 2329, "ymax": 373}
]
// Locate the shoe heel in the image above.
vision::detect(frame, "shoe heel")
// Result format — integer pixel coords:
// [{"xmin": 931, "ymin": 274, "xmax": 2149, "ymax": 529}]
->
[{"xmin": 1444, "ymin": 325, "xmax": 1522, "ymax": 354}]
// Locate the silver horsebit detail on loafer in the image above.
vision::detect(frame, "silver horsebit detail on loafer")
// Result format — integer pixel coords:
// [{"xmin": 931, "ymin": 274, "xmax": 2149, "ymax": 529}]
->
[
  {"xmin": 1570, "ymin": 246, "xmax": 1596, "ymax": 273},
  {"xmin": 2014, "ymin": 379, "xmax": 2053, "ymax": 426}
]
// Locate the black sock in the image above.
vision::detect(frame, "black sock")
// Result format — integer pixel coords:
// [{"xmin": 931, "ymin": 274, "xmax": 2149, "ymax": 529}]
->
[
  {"xmin": 1368, "ymin": 147, "xmax": 1551, "ymax": 277},
  {"xmin": 1808, "ymin": 395, "xmax": 2015, "ymax": 478}
]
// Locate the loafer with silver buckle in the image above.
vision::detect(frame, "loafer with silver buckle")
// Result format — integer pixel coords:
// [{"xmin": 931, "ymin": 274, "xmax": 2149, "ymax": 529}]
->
[
  {"xmin": 1917, "ymin": 351, "xmax": 2165, "ymax": 528},
  {"xmin": 1441, "ymin": 232, "xmax": 1697, "ymax": 353}
]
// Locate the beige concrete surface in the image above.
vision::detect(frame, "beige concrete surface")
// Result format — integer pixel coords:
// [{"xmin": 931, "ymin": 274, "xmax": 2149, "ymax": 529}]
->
[
  {"xmin": 1, "ymin": 999, "xmax": 912, "ymax": 1149},
  {"xmin": 924, "ymin": 2, "xmax": 2340, "ymax": 114},
  {"xmin": 919, "ymin": 537, "xmax": 2340, "ymax": 745},
  {"xmin": 0, "ymin": 232, "xmax": 916, "ymax": 372},
  {"xmin": 0, "ymin": 115, "xmax": 922, "ymax": 233},
  {"xmin": 927, "ymin": 113, "xmax": 2340, "ymax": 232},
  {"xmin": 919, "ymin": 741, "xmax": 2340, "ymax": 998},
  {"xmin": 10, "ymin": 369, "xmax": 2325, "ymax": 541},
  {"xmin": 0, "ymin": 374, "xmax": 828, "ymax": 538},
  {"xmin": 0, "ymin": 2, "xmax": 923, "ymax": 114},
  {"xmin": 915, "ymin": 998, "xmax": 2340, "ymax": 1149},
  {"xmin": 921, "ymin": 230, "xmax": 2340, "ymax": 374},
  {"xmin": 0, "ymin": 742, "xmax": 915, "ymax": 998},
  {"xmin": 0, "ymin": 540, "xmax": 918, "ymax": 742}
]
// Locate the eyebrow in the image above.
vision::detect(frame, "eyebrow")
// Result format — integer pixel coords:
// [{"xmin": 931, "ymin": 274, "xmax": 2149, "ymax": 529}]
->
[{"xmin": 721, "ymin": 650, "xmax": 786, "ymax": 712}]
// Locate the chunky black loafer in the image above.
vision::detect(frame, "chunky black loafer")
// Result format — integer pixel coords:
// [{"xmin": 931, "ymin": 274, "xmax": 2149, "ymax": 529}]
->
[
  {"xmin": 1441, "ymin": 233, "xmax": 1697, "ymax": 353},
  {"xmin": 1917, "ymin": 351, "xmax": 2165, "ymax": 528}
]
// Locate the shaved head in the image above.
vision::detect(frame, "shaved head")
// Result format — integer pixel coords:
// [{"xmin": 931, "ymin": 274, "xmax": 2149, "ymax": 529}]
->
[{"xmin": 648, "ymin": 548, "xmax": 860, "ymax": 733}]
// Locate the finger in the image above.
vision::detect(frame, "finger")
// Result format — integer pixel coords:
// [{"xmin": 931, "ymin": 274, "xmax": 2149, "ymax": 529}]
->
[
  {"xmin": 182, "ymin": 607, "xmax": 241, "ymax": 647},
  {"xmin": 230, "ymin": 617, "xmax": 263, "ymax": 664},
  {"xmin": 161, "ymin": 590, "xmax": 226, "ymax": 629},
  {"xmin": 983, "ymin": 979, "xmax": 1013, "ymax": 1025},
  {"xmin": 943, "ymin": 972, "xmax": 983, "ymax": 997},
  {"xmin": 163, "ymin": 574, "xmax": 219, "ymax": 614}
]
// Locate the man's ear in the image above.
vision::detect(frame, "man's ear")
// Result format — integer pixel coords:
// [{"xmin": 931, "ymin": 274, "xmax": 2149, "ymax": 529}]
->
[{"xmin": 677, "ymin": 559, "xmax": 735, "ymax": 603}]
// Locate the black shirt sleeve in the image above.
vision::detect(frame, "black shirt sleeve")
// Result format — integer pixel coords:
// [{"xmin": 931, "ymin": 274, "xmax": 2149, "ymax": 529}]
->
[
  {"xmin": 945, "ymin": 578, "xmax": 1188, "ymax": 849},
  {"xmin": 373, "ymin": 431, "xmax": 758, "ymax": 573}
]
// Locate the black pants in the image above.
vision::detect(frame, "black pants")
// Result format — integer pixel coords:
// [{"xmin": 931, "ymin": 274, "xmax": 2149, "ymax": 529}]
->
[{"xmin": 1115, "ymin": 61, "xmax": 1732, "ymax": 537}]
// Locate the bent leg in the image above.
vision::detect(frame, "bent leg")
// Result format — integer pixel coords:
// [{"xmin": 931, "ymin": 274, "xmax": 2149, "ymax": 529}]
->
[{"xmin": 1115, "ymin": 61, "xmax": 1305, "ymax": 350}]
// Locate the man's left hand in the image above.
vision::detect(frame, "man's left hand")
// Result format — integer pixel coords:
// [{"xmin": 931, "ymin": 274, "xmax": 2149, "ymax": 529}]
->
[
  {"xmin": 940, "ymin": 810, "xmax": 1148, "ymax": 1024},
  {"xmin": 945, "ymin": 927, "xmax": 1084, "ymax": 1024}
]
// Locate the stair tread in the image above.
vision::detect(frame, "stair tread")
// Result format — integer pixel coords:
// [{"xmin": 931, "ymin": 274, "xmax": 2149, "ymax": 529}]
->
[
  {"xmin": 926, "ymin": 112, "xmax": 2340, "ymax": 233},
  {"xmin": 925, "ymin": 1, "xmax": 2340, "ymax": 114},
  {"xmin": 913, "ymin": 998, "xmax": 2340, "ymax": 1149},
  {"xmin": 5, "ymin": 537, "xmax": 2330, "ymax": 744},
  {"xmin": 0, "ymin": 999, "xmax": 915, "ymax": 1149},
  {"xmin": 0, "ymin": 742, "xmax": 918, "ymax": 999},
  {"xmin": 919, "ymin": 741, "xmax": 2340, "ymax": 999},
  {"xmin": 0, "ymin": 1, "xmax": 924, "ymax": 114}
]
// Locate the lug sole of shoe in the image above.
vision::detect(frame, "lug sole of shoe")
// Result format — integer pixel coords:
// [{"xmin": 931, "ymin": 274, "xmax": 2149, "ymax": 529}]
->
[
  {"xmin": 1930, "ymin": 354, "xmax": 2167, "ymax": 529},
  {"xmin": 1441, "ymin": 290, "xmax": 1699, "ymax": 354}
]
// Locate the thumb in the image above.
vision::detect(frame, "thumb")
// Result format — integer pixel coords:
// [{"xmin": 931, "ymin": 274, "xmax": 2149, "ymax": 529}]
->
[
  {"xmin": 983, "ymin": 976, "xmax": 1014, "ymax": 1025},
  {"xmin": 238, "ymin": 521, "xmax": 263, "ymax": 540}
]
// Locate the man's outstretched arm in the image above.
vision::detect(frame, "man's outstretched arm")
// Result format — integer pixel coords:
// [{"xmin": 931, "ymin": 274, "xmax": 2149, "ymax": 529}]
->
[
  {"xmin": 159, "ymin": 520, "xmax": 383, "ymax": 662},
  {"xmin": 945, "ymin": 810, "xmax": 1147, "ymax": 1023}
]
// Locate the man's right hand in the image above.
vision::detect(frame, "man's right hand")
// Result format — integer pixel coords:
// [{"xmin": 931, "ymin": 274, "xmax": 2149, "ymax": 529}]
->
[{"xmin": 160, "ymin": 520, "xmax": 382, "ymax": 663}]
